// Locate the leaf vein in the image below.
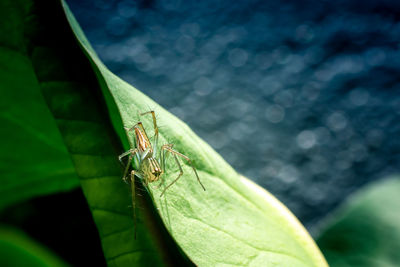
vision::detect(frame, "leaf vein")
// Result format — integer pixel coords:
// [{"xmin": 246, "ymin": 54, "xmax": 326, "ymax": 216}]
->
[
  {"xmin": 91, "ymin": 207, "xmax": 130, "ymax": 216},
  {"xmin": 106, "ymin": 249, "xmax": 157, "ymax": 262}
]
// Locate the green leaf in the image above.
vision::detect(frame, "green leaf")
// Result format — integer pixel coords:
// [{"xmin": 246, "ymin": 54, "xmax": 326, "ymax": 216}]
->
[
  {"xmin": 62, "ymin": 1, "xmax": 328, "ymax": 266},
  {"xmin": 0, "ymin": 0, "xmax": 328, "ymax": 264},
  {"xmin": 0, "ymin": 0, "xmax": 79, "ymax": 210},
  {"xmin": 317, "ymin": 177, "xmax": 400, "ymax": 267},
  {"xmin": 0, "ymin": 225, "xmax": 68, "ymax": 267},
  {"xmin": 1, "ymin": 0, "xmax": 169, "ymax": 265}
]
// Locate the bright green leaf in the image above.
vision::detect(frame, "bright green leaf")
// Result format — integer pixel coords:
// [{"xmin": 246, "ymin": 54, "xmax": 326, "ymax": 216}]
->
[
  {"xmin": 317, "ymin": 177, "xmax": 400, "ymax": 267},
  {"xmin": 63, "ymin": 1, "xmax": 328, "ymax": 266}
]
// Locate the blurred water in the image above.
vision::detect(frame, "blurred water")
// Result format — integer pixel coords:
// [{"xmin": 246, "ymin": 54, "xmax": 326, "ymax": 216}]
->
[{"xmin": 68, "ymin": 0, "xmax": 400, "ymax": 231}]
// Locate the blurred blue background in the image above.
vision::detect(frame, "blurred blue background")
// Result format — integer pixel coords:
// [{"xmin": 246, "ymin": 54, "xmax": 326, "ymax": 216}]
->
[{"xmin": 67, "ymin": 0, "xmax": 400, "ymax": 233}]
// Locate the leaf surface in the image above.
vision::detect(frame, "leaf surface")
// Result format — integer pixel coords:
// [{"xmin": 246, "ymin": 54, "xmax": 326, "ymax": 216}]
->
[
  {"xmin": 0, "ymin": 0, "xmax": 79, "ymax": 210},
  {"xmin": 1, "ymin": 0, "xmax": 169, "ymax": 265},
  {"xmin": 63, "ymin": 1, "xmax": 328, "ymax": 266},
  {"xmin": 317, "ymin": 177, "xmax": 400, "ymax": 267},
  {"xmin": 0, "ymin": 225, "xmax": 68, "ymax": 267}
]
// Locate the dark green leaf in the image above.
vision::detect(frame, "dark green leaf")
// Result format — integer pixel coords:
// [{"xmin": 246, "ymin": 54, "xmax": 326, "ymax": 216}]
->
[
  {"xmin": 0, "ymin": 225, "xmax": 68, "ymax": 267},
  {"xmin": 1, "ymin": 0, "xmax": 169, "ymax": 265},
  {"xmin": 0, "ymin": 0, "xmax": 79, "ymax": 211},
  {"xmin": 317, "ymin": 177, "xmax": 400, "ymax": 267}
]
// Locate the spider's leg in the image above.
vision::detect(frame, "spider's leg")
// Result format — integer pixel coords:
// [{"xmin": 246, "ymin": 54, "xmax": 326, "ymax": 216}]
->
[
  {"xmin": 118, "ymin": 148, "xmax": 139, "ymax": 183},
  {"xmin": 130, "ymin": 170, "xmax": 137, "ymax": 239},
  {"xmin": 118, "ymin": 148, "xmax": 136, "ymax": 162},
  {"xmin": 160, "ymin": 152, "xmax": 183, "ymax": 196},
  {"xmin": 124, "ymin": 122, "xmax": 142, "ymax": 132},
  {"xmin": 154, "ymin": 144, "xmax": 167, "ymax": 190},
  {"xmin": 160, "ymin": 144, "xmax": 206, "ymax": 196}
]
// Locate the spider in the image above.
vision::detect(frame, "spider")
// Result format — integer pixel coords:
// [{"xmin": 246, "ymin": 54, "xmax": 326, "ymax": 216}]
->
[{"xmin": 118, "ymin": 111, "xmax": 206, "ymax": 237}]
